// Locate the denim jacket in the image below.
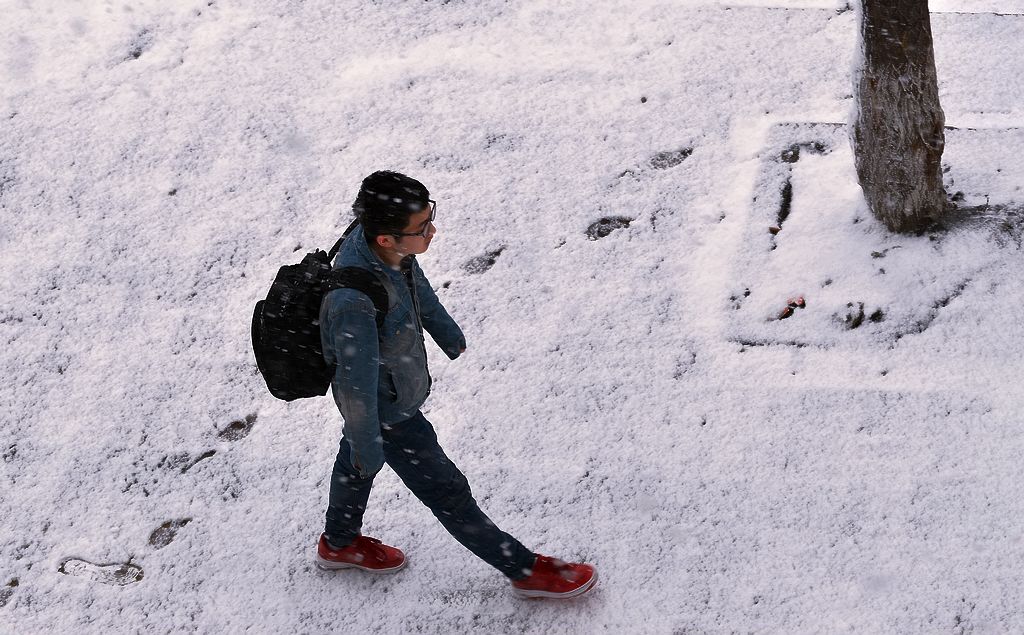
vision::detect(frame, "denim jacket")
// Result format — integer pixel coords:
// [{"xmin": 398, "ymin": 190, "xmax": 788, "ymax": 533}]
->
[{"xmin": 319, "ymin": 225, "xmax": 466, "ymax": 477}]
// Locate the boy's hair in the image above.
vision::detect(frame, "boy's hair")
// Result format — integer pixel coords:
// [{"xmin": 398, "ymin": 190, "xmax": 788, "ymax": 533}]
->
[{"xmin": 353, "ymin": 171, "xmax": 430, "ymax": 240}]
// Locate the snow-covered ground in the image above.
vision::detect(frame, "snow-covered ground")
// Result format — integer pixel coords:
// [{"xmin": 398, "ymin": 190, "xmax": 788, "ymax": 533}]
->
[{"xmin": 3, "ymin": 1, "xmax": 1024, "ymax": 632}]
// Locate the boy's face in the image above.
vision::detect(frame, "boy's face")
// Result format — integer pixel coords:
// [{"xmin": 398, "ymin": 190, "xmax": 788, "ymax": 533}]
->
[{"xmin": 375, "ymin": 204, "xmax": 436, "ymax": 257}]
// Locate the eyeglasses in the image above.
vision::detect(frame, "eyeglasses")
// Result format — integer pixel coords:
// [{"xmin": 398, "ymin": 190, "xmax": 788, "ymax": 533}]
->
[{"xmin": 391, "ymin": 200, "xmax": 436, "ymax": 238}]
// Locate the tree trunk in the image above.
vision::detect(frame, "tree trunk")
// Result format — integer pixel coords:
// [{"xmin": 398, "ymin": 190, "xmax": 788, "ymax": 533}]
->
[{"xmin": 853, "ymin": 0, "xmax": 948, "ymax": 233}]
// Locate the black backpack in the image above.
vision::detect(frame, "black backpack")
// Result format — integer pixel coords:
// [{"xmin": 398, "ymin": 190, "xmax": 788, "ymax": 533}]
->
[{"xmin": 251, "ymin": 220, "xmax": 390, "ymax": 401}]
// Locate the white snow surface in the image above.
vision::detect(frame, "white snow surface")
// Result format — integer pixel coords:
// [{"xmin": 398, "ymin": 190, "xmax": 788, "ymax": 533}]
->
[{"xmin": 2, "ymin": 1, "xmax": 1024, "ymax": 633}]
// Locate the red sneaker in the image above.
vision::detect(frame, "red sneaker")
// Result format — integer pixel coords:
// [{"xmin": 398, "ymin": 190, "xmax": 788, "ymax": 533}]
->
[
  {"xmin": 511, "ymin": 555, "xmax": 598, "ymax": 599},
  {"xmin": 315, "ymin": 533, "xmax": 407, "ymax": 573}
]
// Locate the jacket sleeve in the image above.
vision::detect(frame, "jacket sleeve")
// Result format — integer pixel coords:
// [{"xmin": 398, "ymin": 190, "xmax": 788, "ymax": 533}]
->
[
  {"xmin": 321, "ymin": 288, "xmax": 385, "ymax": 478},
  {"xmin": 413, "ymin": 262, "xmax": 466, "ymax": 360}
]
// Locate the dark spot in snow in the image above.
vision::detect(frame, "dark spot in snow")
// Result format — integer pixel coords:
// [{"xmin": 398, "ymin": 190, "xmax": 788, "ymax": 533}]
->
[
  {"xmin": 729, "ymin": 288, "xmax": 751, "ymax": 310},
  {"xmin": 219, "ymin": 414, "xmax": 256, "ymax": 441},
  {"xmin": 617, "ymin": 168, "xmax": 639, "ymax": 180},
  {"xmin": 586, "ymin": 216, "xmax": 632, "ymax": 240},
  {"xmin": 649, "ymin": 148, "xmax": 692, "ymax": 170},
  {"xmin": 869, "ymin": 309, "xmax": 885, "ymax": 323},
  {"xmin": 0, "ymin": 579, "xmax": 16, "ymax": 607},
  {"xmin": 777, "ymin": 178, "xmax": 793, "ymax": 227},
  {"xmin": 0, "ymin": 163, "xmax": 15, "ymax": 197},
  {"xmin": 483, "ymin": 133, "xmax": 517, "ymax": 152},
  {"xmin": 168, "ymin": 188, "xmax": 178, "ymax": 196},
  {"xmin": 463, "ymin": 247, "xmax": 506, "ymax": 274},
  {"xmin": 780, "ymin": 141, "xmax": 828, "ymax": 164},
  {"xmin": 124, "ymin": 29, "xmax": 154, "ymax": 62},
  {"xmin": 734, "ymin": 338, "xmax": 815, "ymax": 350},
  {"xmin": 640, "ymin": 96, "xmax": 647, "ymax": 103},
  {"xmin": 442, "ymin": 281, "xmax": 451, "ymax": 289},
  {"xmin": 181, "ymin": 450, "xmax": 216, "ymax": 473},
  {"xmin": 149, "ymin": 519, "xmax": 192, "ymax": 549},
  {"xmin": 934, "ymin": 281, "xmax": 969, "ymax": 310},
  {"xmin": 871, "ymin": 251, "xmax": 885, "ymax": 259},
  {"xmin": 836, "ymin": 302, "xmax": 865, "ymax": 330}
]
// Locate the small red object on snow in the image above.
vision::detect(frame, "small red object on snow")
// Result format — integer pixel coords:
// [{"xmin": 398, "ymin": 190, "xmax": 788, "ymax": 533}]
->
[
  {"xmin": 769, "ymin": 226, "xmax": 781, "ymax": 235},
  {"xmin": 779, "ymin": 306, "xmax": 794, "ymax": 320},
  {"xmin": 787, "ymin": 296, "xmax": 806, "ymax": 309}
]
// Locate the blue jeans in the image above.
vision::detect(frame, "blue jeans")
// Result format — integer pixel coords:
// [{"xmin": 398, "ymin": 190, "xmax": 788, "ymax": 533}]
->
[{"xmin": 325, "ymin": 412, "xmax": 536, "ymax": 580}]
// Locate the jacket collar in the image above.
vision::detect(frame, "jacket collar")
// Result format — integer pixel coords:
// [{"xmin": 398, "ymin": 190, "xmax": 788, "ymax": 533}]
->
[{"xmin": 343, "ymin": 225, "xmax": 412, "ymax": 282}]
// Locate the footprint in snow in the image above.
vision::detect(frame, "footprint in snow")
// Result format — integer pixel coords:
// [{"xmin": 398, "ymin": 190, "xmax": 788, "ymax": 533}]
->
[
  {"xmin": 463, "ymin": 247, "xmax": 505, "ymax": 274},
  {"xmin": 219, "ymin": 413, "xmax": 257, "ymax": 441},
  {"xmin": 58, "ymin": 558, "xmax": 144, "ymax": 586},
  {"xmin": 649, "ymin": 147, "xmax": 693, "ymax": 170},
  {"xmin": 122, "ymin": 28, "xmax": 154, "ymax": 62},
  {"xmin": 159, "ymin": 450, "xmax": 217, "ymax": 473},
  {"xmin": 617, "ymin": 147, "xmax": 693, "ymax": 179},
  {"xmin": 586, "ymin": 216, "xmax": 632, "ymax": 240},
  {"xmin": 0, "ymin": 579, "xmax": 17, "ymax": 607},
  {"xmin": 149, "ymin": 519, "xmax": 192, "ymax": 549}
]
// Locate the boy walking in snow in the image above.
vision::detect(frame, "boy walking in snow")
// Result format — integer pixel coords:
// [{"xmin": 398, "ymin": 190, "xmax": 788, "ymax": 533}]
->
[{"xmin": 315, "ymin": 171, "xmax": 597, "ymax": 599}]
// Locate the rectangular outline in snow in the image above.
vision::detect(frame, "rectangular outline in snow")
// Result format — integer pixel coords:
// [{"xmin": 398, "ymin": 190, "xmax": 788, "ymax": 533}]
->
[{"xmin": 726, "ymin": 121, "xmax": 1024, "ymax": 351}]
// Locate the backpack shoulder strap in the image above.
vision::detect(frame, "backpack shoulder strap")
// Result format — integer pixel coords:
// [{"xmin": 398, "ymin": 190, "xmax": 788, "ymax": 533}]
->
[
  {"xmin": 328, "ymin": 218, "xmax": 362, "ymax": 261},
  {"xmin": 326, "ymin": 266, "xmax": 389, "ymax": 332}
]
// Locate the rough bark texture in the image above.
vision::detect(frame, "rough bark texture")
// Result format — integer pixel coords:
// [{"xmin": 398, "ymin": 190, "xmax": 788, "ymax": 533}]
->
[{"xmin": 854, "ymin": 0, "xmax": 948, "ymax": 233}]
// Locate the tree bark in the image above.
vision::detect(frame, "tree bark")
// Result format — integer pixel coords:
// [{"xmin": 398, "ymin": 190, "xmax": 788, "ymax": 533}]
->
[{"xmin": 853, "ymin": 0, "xmax": 948, "ymax": 233}]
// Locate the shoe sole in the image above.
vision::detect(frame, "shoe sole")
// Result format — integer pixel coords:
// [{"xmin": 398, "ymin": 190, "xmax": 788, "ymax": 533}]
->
[
  {"xmin": 315, "ymin": 555, "xmax": 407, "ymax": 574},
  {"xmin": 512, "ymin": 569, "xmax": 599, "ymax": 599}
]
